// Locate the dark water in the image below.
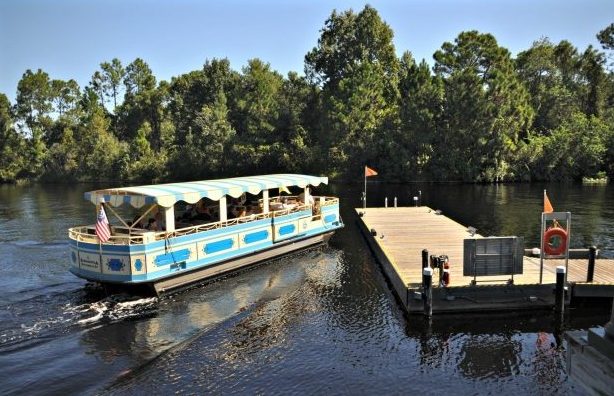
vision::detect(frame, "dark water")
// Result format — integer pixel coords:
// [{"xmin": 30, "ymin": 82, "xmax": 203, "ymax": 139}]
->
[{"xmin": 0, "ymin": 182, "xmax": 612, "ymax": 395}]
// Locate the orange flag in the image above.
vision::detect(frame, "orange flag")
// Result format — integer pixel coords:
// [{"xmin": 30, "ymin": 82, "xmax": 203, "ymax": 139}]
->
[
  {"xmin": 544, "ymin": 190, "xmax": 554, "ymax": 213},
  {"xmin": 365, "ymin": 166, "xmax": 378, "ymax": 177}
]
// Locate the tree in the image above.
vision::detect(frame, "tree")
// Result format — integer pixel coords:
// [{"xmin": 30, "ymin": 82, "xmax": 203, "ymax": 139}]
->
[
  {"xmin": 232, "ymin": 58, "xmax": 283, "ymax": 172},
  {"xmin": 120, "ymin": 120, "xmax": 166, "ymax": 182},
  {"xmin": 167, "ymin": 58, "xmax": 239, "ymax": 147},
  {"xmin": 516, "ymin": 38, "xmax": 579, "ymax": 132},
  {"xmin": 78, "ymin": 107, "xmax": 126, "ymax": 181},
  {"xmin": 116, "ymin": 58, "xmax": 160, "ymax": 144},
  {"xmin": 304, "ymin": 5, "xmax": 399, "ymax": 176},
  {"xmin": 273, "ymin": 72, "xmax": 318, "ymax": 173},
  {"xmin": 579, "ymin": 46, "xmax": 607, "ymax": 117},
  {"xmin": 124, "ymin": 58, "xmax": 156, "ymax": 96},
  {"xmin": 50, "ymin": 79, "xmax": 80, "ymax": 117},
  {"xmin": 90, "ymin": 71, "xmax": 106, "ymax": 108},
  {"xmin": 14, "ymin": 69, "xmax": 54, "ymax": 177},
  {"xmin": 43, "ymin": 126, "xmax": 79, "ymax": 181},
  {"xmin": 100, "ymin": 58, "xmax": 125, "ymax": 109},
  {"xmin": 527, "ymin": 112, "xmax": 610, "ymax": 180},
  {"xmin": 394, "ymin": 52, "xmax": 444, "ymax": 180},
  {"xmin": 305, "ymin": 5, "xmax": 398, "ymax": 94},
  {"xmin": 0, "ymin": 94, "xmax": 26, "ymax": 181},
  {"xmin": 597, "ymin": 22, "xmax": 614, "ymax": 70},
  {"xmin": 14, "ymin": 69, "xmax": 53, "ymax": 135},
  {"xmin": 433, "ymin": 31, "xmax": 534, "ymax": 181}
]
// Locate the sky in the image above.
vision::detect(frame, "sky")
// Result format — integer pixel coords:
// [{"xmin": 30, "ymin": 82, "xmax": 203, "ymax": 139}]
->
[{"xmin": 1, "ymin": 0, "xmax": 613, "ymax": 102}]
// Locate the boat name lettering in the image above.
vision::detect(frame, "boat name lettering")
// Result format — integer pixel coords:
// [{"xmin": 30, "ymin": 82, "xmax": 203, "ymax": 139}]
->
[{"xmin": 79, "ymin": 258, "xmax": 99, "ymax": 269}]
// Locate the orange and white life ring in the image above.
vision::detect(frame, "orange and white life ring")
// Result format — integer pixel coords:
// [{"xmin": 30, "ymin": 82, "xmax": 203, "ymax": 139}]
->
[{"xmin": 543, "ymin": 227, "xmax": 568, "ymax": 256}]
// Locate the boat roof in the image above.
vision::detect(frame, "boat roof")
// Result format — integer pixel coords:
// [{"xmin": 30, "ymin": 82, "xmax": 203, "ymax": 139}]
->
[{"xmin": 84, "ymin": 174, "xmax": 328, "ymax": 208}]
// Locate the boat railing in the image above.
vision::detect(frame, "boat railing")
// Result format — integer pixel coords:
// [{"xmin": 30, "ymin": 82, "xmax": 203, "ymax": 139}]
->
[{"xmin": 69, "ymin": 199, "xmax": 334, "ymax": 246}]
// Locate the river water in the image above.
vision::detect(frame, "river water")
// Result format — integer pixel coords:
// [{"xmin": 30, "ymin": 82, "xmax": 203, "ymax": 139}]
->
[{"xmin": 0, "ymin": 182, "xmax": 612, "ymax": 394}]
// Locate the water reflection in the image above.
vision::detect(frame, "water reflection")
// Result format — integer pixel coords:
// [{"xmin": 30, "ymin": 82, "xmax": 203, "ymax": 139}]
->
[
  {"xmin": 459, "ymin": 334, "xmax": 521, "ymax": 379},
  {"xmin": 79, "ymin": 247, "xmax": 336, "ymax": 367}
]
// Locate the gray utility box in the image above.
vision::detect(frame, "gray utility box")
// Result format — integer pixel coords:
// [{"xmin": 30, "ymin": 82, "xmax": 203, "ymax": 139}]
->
[{"xmin": 464, "ymin": 237, "xmax": 524, "ymax": 277}]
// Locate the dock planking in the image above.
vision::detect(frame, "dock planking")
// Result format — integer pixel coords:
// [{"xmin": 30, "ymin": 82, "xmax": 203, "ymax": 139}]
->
[{"xmin": 356, "ymin": 206, "xmax": 614, "ymax": 314}]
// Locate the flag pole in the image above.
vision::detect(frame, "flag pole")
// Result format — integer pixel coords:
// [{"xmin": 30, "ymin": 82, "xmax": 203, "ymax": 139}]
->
[
  {"xmin": 363, "ymin": 166, "xmax": 367, "ymax": 209},
  {"xmin": 98, "ymin": 201, "xmax": 103, "ymax": 268}
]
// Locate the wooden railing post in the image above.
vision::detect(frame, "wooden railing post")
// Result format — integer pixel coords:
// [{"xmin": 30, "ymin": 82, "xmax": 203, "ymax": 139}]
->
[
  {"xmin": 587, "ymin": 245, "xmax": 597, "ymax": 282},
  {"xmin": 423, "ymin": 267, "xmax": 433, "ymax": 317},
  {"xmin": 555, "ymin": 266, "xmax": 566, "ymax": 315}
]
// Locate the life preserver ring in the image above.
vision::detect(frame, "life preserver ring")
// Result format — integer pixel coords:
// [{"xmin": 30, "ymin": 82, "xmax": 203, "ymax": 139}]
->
[{"xmin": 543, "ymin": 227, "xmax": 567, "ymax": 256}]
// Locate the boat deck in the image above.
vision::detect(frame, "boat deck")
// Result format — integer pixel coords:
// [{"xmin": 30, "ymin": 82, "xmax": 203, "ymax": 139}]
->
[{"xmin": 357, "ymin": 207, "xmax": 614, "ymax": 314}]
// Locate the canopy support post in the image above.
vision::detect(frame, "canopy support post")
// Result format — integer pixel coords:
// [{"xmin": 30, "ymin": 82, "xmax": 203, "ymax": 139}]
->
[
  {"xmin": 164, "ymin": 206, "xmax": 175, "ymax": 232},
  {"xmin": 263, "ymin": 190, "xmax": 269, "ymax": 214},
  {"xmin": 219, "ymin": 196, "xmax": 228, "ymax": 222}
]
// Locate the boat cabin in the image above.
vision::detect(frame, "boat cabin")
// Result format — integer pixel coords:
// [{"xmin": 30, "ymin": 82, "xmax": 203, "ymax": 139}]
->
[{"xmin": 68, "ymin": 174, "xmax": 343, "ymax": 293}]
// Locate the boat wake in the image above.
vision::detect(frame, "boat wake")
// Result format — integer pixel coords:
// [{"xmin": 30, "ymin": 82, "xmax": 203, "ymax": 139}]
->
[
  {"xmin": 0, "ymin": 292, "xmax": 159, "ymax": 350},
  {"xmin": 70, "ymin": 295, "xmax": 159, "ymax": 325}
]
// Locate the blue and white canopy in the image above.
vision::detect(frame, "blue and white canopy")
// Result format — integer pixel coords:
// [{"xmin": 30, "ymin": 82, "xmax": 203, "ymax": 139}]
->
[{"xmin": 84, "ymin": 174, "xmax": 328, "ymax": 208}]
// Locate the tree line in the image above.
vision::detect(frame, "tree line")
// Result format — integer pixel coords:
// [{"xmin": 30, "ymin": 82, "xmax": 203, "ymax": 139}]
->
[{"xmin": 1, "ymin": 6, "xmax": 613, "ymax": 183}]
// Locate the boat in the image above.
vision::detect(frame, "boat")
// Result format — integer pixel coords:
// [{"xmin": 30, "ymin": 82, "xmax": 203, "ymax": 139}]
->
[{"xmin": 68, "ymin": 174, "xmax": 343, "ymax": 294}]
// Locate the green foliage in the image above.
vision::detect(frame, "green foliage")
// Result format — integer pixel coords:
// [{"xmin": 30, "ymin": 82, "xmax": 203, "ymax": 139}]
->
[
  {"xmin": 78, "ymin": 108, "xmax": 126, "ymax": 181},
  {"xmin": 394, "ymin": 52, "xmax": 443, "ymax": 180},
  {"xmin": 305, "ymin": 5, "xmax": 399, "ymax": 178},
  {"xmin": 0, "ymin": 94, "xmax": 27, "ymax": 181},
  {"xmin": 15, "ymin": 69, "xmax": 53, "ymax": 134},
  {"xmin": 232, "ymin": 59, "xmax": 283, "ymax": 171},
  {"xmin": 432, "ymin": 31, "xmax": 534, "ymax": 181},
  {"xmin": 1, "ymin": 8, "xmax": 613, "ymax": 184},
  {"xmin": 172, "ymin": 93, "xmax": 235, "ymax": 178},
  {"xmin": 521, "ymin": 113, "xmax": 610, "ymax": 180},
  {"xmin": 516, "ymin": 38, "xmax": 580, "ymax": 133},
  {"xmin": 100, "ymin": 58, "xmax": 125, "ymax": 109}
]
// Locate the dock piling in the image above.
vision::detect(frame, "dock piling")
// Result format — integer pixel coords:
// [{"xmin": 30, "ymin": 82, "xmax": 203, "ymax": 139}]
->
[
  {"xmin": 587, "ymin": 245, "xmax": 597, "ymax": 282},
  {"xmin": 422, "ymin": 267, "xmax": 433, "ymax": 317},
  {"xmin": 385, "ymin": 197, "xmax": 388, "ymax": 208},
  {"xmin": 555, "ymin": 266, "xmax": 566, "ymax": 314},
  {"xmin": 422, "ymin": 249, "xmax": 429, "ymax": 269},
  {"xmin": 394, "ymin": 197, "xmax": 397, "ymax": 208}
]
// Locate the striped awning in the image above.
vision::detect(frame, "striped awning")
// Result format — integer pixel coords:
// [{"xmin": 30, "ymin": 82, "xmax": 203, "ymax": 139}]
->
[{"xmin": 84, "ymin": 174, "xmax": 328, "ymax": 208}]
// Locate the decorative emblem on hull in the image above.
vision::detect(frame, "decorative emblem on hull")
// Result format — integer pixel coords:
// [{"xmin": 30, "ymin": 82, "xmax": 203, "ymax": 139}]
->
[{"xmin": 107, "ymin": 258, "xmax": 125, "ymax": 272}]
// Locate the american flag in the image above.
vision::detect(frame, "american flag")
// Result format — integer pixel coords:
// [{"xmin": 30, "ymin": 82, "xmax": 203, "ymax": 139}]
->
[{"xmin": 95, "ymin": 205, "xmax": 111, "ymax": 243}]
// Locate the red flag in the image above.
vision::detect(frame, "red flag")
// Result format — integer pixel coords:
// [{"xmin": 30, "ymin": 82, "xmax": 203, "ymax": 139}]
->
[
  {"xmin": 365, "ymin": 166, "xmax": 378, "ymax": 177},
  {"xmin": 544, "ymin": 191, "xmax": 554, "ymax": 213},
  {"xmin": 95, "ymin": 205, "xmax": 111, "ymax": 242}
]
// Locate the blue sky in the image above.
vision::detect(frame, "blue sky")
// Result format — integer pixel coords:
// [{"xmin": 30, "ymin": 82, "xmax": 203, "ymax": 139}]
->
[{"xmin": 1, "ymin": 0, "xmax": 613, "ymax": 102}]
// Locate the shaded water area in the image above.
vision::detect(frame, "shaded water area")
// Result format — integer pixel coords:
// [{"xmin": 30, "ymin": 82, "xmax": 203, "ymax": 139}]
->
[{"xmin": 0, "ymin": 182, "xmax": 612, "ymax": 394}]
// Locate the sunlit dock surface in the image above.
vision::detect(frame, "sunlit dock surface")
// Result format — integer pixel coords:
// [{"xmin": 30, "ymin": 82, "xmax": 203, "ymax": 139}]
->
[{"xmin": 357, "ymin": 207, "xmax": 614, "ymax": 314}]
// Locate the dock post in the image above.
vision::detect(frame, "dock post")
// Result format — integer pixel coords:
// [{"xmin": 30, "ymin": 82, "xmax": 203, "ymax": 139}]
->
[
  {"xmin": 413, "ymin": 196, "xmax": 418, "ymax": 207},
  {"xmin": 423, "ymin": 267, "xmax": 433, "ymax": 317},
  {"xmin": 555, "ymin": 266, "xmax": 566, "ymax": 314},
  {"xmin": 394, "ymin": 197, "xmax": 397, "ymax": 208},
  {"xmin": 587, "ymin": 245, "xmax": 596, "ymax": 282},
  {"xmin": 422, "ymin": 249, "xmax": 429, "ymax": 269},
  {"xmin": 385, "ymin": 197, "xmax": 388, "ymax": 208}
]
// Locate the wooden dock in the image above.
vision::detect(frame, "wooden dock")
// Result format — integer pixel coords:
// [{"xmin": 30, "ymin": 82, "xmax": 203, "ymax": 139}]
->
[{"xmin": 357, "ymin": 207, "xmax": 614, "ymax": 314}]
